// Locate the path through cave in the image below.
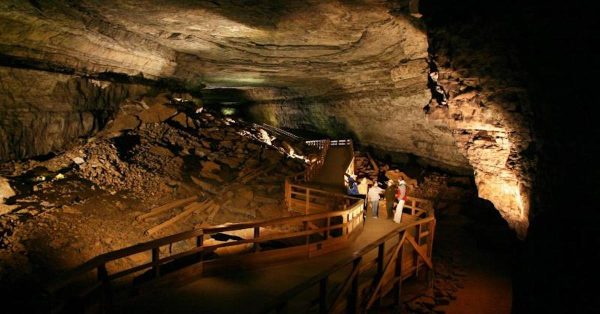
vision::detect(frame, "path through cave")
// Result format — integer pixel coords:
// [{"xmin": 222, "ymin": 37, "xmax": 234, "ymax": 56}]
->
[{"xmin": 1, "ymin": 0, "xmax": 598, "ymax": 313}]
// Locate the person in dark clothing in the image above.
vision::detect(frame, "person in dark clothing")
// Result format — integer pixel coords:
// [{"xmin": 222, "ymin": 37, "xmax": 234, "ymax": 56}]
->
[
  {"xmin": 345, "ymin": 173, "xmax": 359, "ymax": 195},
  {"xmin": 384, "ymin": 180, "xmax": 398, "ymax": 219}
]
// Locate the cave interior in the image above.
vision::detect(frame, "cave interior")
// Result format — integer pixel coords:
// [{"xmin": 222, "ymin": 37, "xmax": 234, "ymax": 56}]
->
[{"xmin": 0, "ymin": 0, "xmax": 598, "ymax": 313}]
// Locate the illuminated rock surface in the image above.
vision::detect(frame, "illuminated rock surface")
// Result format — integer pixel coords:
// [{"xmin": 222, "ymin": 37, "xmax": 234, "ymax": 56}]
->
[
  {"xmin": 0, "ymin": 0, "xmax": 595, "ymax": 313},
  {"xmin": 0, "ymin": 0, "xmax": 534, "ymax": 234}
]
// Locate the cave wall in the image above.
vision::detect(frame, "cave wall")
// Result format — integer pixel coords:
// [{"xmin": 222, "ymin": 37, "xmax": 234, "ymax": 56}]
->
[
  {"xmin": 0, "ymin": 66, "xmax": 149, "ymax": 160},
  {"xmin": 0, "ymin": 0, "xmax": 597, "ymax": 311},
  {"xmin": 420, "ymin": 0, "xmax": 599, "ymax": 313},
  {"xmin": 0, "ymin": 0, "xmax": 535, "ymax": 236},
  {"xmin": 422, "ymin": 2, "xmax": 536, "ymax": 236},
  {"xmin": 246, "ymin": 86, "xmax": 471, "ymax": 173}
]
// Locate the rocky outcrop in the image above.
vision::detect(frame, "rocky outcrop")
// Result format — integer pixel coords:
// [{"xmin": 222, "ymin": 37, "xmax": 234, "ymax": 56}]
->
[
  {"xmin": 0, "ymin": 66, "xmax": 150, "ymax": 161},
  {"xmin": 422, "ymin": 3, "xmax": 536, "ymax": 237},
  {"xmin": 0, "ymin": 0, "xmax": 534, "ymax": 235}
]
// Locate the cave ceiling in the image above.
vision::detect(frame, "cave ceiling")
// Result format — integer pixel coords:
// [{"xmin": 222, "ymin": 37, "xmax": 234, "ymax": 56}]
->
[{"xmin": 0, "ymin": 0, "xmax": 534, "ymax": 236}]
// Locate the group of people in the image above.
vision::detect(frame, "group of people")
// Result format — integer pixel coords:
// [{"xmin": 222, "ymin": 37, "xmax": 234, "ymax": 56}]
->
[{"xmin": 346, "ymin": 174, "xmax": 407, "ymax": 224}]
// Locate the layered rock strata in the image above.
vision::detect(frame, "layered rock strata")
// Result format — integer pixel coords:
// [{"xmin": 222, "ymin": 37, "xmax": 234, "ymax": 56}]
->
[
  {"xmin": 0, "ymin": 0, "xmax": 533, "ymax": 235},
  {"xmin": 0, "ymin": 66, "xmax": 150, "ymax": 161}
]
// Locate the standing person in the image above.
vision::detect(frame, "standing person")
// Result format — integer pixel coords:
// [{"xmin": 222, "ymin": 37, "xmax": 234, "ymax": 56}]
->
[
  {"xmin": 357, "ymin": 177, "xmax": 370, "ymax": 211},
  {"xmin": 357, "ymin": 177, "xmax": 369, "ymax": 195},
  {"xmin": 347, "ymin": 175, "xmax": 359, "ymax": 195},
  {"xmin": 385, "ymin": 180, "xmax": 398, "ymax": 219},
  {"xmin": 393, "ymin": 178, "xmax": 407, "ymax": 223},
  {"xmin": 367, "ymin": 180, "xmax": 384, "ymax": 219}
]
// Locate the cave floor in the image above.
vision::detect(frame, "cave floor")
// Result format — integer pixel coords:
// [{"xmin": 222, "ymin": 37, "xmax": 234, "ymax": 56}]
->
[
  {"xmin": 0, "ymin": 109, "xmax": 516, "ymax": 313},
  {"xmin": 434, "ymin": 214, "xmax": 513, "ymax": 314}
]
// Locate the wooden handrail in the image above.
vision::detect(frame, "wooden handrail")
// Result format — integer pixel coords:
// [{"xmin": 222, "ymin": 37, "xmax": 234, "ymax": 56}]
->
[
  {"xmin": 47, "ymin": 183, "xmax": 367, "ymax": 313},
  {"xmin": 262, "ymin": 203, "xmax": 436, "ymax": 313}
]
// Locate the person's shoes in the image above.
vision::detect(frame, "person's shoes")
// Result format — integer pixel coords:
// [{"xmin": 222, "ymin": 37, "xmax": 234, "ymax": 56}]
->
[{"xmin": 372, "ymin": 216, "xmax": 378, "ymax": 219}]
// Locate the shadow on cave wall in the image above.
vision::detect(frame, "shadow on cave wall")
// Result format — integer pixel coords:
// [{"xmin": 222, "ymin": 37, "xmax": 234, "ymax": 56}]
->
[{"xmin": 420, "ymin": 0, "xmax": 599, "ymax": 312}]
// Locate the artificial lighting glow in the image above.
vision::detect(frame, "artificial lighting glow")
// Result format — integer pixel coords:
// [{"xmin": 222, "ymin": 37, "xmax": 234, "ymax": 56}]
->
[{"xmin": 221, "ymin": 107, "xmax": 237, "ymax": 116}]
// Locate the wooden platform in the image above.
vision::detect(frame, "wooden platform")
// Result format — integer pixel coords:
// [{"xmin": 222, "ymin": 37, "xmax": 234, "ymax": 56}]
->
[{"xmin": 114, "ymin": 215, "xmax": 424, "ymax": 313}]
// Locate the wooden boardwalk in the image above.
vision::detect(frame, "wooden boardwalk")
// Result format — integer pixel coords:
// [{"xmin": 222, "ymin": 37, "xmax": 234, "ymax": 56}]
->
[
  {"xmin": 48, "ymin": 139, "xmax": 434, "ymax": 313},
  {"xmin": 114, "ymin": 216, "xmax": 415, "ymax": 313}
]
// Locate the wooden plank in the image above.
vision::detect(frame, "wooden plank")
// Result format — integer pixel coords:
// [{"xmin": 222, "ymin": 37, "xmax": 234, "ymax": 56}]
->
[
  {"xmin": 205, "ymin": 204, "xmax": 221, "ymax": 223},
  {"xmin": 366, "ymin": 233, "xmax": 407, "ymax": 309},
  {"xmin": 136, "ymin": 196, "xmax": 198, "ymax": 221},
  {"xmin": 146, "ymin": 201, "xmax": 212, "ymax": 236},
  {"xmin": 406, "ymin": 234, "xmax": 433, "ymax": 269}
]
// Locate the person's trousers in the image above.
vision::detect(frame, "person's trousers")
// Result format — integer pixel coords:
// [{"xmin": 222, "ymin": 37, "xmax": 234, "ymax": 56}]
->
[
  {"xmin": 371, "ymin": 200, "xmax": 379, "ymax": 217},
  {"xmin": 386, "ymin": 201, "xmax": 395, "ymax": 219},
  {"xmin": 393, "ymin": 199, "xmax": 405, "ymax": 223}
]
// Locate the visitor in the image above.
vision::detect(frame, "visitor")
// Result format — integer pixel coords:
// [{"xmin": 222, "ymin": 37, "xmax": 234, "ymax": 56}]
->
[
  {"xmin": 357, "ymin": 177, "xmax": 369, "ymax": 195},
  {"xmin": 367, "ymin": 180, "xmax": 384, "ymax": 219},
  {"xmin": 385, "ymin": 180, "xmax": 398, "ymax": 219},
  {"xmin": 345, "ymin": 173, "xmax": 359, "ymax": 195},
  {"xmin": 356, "ymin": 177, "xmax": 369, "ymax": 212},
  {"xmin": 393, "ymin": 178, "xmax": 407, "ymax": 224}
]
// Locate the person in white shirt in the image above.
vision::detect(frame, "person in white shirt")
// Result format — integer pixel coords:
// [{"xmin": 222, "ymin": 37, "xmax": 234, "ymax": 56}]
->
[{"xmin": 367, "ymin": 181, "xmax": 384, "ymax": 218}]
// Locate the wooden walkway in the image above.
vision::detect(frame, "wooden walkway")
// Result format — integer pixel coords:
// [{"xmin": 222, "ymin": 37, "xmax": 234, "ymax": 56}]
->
[
  {"xmin": 114, "ymin": 216, "xmax": 415, "ymax": 313},
  {"xmin": 311, "ymin": 144, "xmax": 354, "ymax": 187},
  {"xmin": 47, "ymin": 138, "xmax": 434, "ymax": 313}
]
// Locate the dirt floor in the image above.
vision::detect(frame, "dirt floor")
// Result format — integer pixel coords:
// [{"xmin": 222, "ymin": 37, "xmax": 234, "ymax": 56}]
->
[{"xmin": 0, "ymin": 98, "xmax": 517, "ymax": 313}]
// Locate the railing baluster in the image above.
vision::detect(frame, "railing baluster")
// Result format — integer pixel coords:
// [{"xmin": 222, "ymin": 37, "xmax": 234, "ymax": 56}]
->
[
  {"xmin": 97, "ymin": 263, "xmax": 110, "ymax": 311},
  {"xmin": 306, "ymin": 189, "xmax": 310, "ymax": 215},
  {"xmin": 303, "ymin": 221, "xmax": 310, "ymax": 248},
  {"xmin": 254, "ymin": 226, "xmax": 260, "ymax": 252},
  {"xmin": 152, "ymin": 247, "xmax": 160, "ymax": 278},
  {"xmin": 350, "ymin": 258, "xmax": 361, "ymax": 314},
  {"xmin": 375, "ymin": 243, "xmax": 385, "ymax": 308},
  {"xmin": 394, "ymin": 232, "xmax": 404, "ymax": 311}
]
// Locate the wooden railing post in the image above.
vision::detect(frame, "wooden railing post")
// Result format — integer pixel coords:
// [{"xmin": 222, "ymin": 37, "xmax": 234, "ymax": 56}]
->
[
  {"xmin": 415, "ymin": 222, "xmax": 422, "ymax": 278},
  {"xmin": 427, "ymin": 219, "xmax": 436, "ymax": 288},
  {"xmin": 253, "ymin": 226, "xmax": 261, "ymax": 252},
  {"xmin": 349, "ymin": 258, "xmax": 361, "ymax": 314},
  {"xmin": 319, "ymin": 276, "xmax": 328, "ymax": 314},
  {"xmin": 196, "ymin": 234, "xmax": 204, "ymax": 247},
  {"xmin": 303, "ymin": 221, "xmax": 310, "ymax": 248},
  {"xmin": 394, "ymin": 232, "xmax": 404, "ymax": 311},
  {"xmin": 306, "ymin": 189, "xmax": 310, "ymax": 215},
  {"xmin": 97, "ymin": 263, "xmax": 110, "ymax": 311},
  {"xmin": 374, "ymin": 242, "xmax": 385, "ymax": 308},
  {"xmin": 152, "ymin": 248, "xmax": 160, "ymax": 278}
]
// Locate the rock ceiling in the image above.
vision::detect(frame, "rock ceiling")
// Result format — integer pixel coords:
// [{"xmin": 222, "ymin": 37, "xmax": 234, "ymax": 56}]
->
[{"xmin": 0, "ymin": 0, "xmax": 533, "ymax": 236}]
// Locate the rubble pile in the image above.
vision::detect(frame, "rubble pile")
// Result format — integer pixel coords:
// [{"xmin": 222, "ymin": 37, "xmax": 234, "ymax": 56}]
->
[
  {"xmin": 75, "ymin": 139, "xmax": 170, "ymax": 196},
  {"xmin": 0, "ymin": 94, "xmax": 307, "ymax": 293}
]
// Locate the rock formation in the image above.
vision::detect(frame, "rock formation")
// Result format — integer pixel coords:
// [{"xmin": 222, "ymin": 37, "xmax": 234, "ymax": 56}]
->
[{"xmin": 0, "ymin": 0, "xmax": 541, "ymax": 237}]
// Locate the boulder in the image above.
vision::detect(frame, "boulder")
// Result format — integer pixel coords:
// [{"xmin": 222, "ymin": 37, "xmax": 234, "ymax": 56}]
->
[
  {"xmin": 137, "ymin": 103, "xmax": 177, "ymax": 124},
  {"xmin": 171, "ymin": 112, "xmax": 195, "ymax": 129},
  {"xmin": 200, "ymin": 160, "xmax": 223, "ymax": 182},
  {"xmin": 106, "ymin": 112, "xmax": 140, "ymax": 132},
  {"xmin": 262, "ymin": 148, "xmax": 283, "ymax": 165},
  {"xmin": 141, "ymin": 94, "xmax": 170, "ymax": 108},
  {"xmin": 385, "ymin": 170, "xmax": 418, "ymax": 187},
  {"xmin": 231, "ymin": 188, "xmax": 254, "ymax": 208},
  {"xmin": 72, "ymin": 157, "xmax": 85, "ymax": 165},
  {"xmin": 149, "ymin": 146, "xmax": 175, "ymax": 158},
  {"xmin": 0, "ymin": 177, "xmax": 16, "ymax": 203},
  {"xmin": 0, "ymin": 204, "xmax": 18, "ymax": 216}
]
